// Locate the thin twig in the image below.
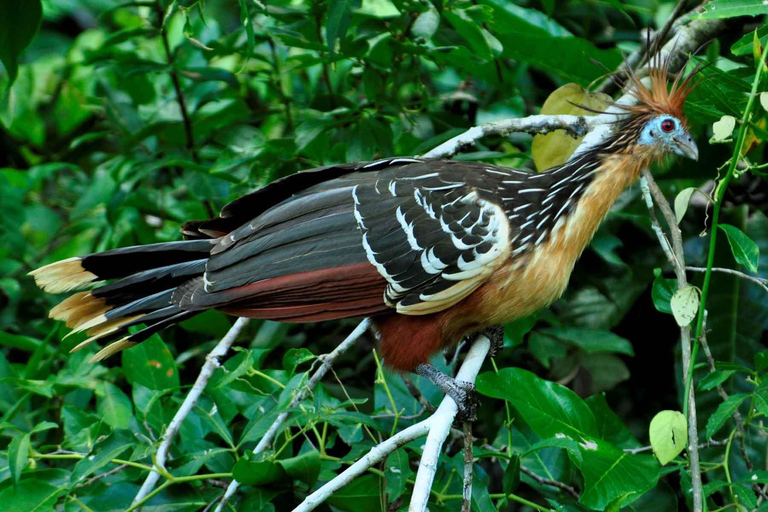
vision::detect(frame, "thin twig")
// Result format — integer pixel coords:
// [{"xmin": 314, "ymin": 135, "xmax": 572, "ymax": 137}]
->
[
  {"xmin": 520, "ymin": 466, "xmax": 580, "ymax": 500},
  {"xmin": 624, "ymin": 438, "xmax": 728, "ymax": 454},
  {"xmin": 215, "ymin": 319, "xmax": 371, "ymax": 512},
  {"xmin": 687, "ymin": 266, "xmax": 768, "ymax": 295},
  {"xmin": 461, "ymin": 422, "xmax": 474, "ymax": 512},
  {"xmin": 133, "ymin": 317, "xmax": 250, "ymax": 506},
  {"xmin": 155, "ymin": 1, "xmax": 197, "ymax": 160},
  {"xmin": 641, "ymin": 170, "xmax": 704, "ymax": 512}
]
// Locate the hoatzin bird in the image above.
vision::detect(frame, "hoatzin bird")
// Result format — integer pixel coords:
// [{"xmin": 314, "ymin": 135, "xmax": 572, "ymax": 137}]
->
[{"xmin": 30, "ymin": 59, "xmax": 699, "ymax": 420}]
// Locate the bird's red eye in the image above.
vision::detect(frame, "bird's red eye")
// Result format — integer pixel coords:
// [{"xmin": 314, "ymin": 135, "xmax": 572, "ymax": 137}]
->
[{"xmin": 661, "ymin": 119, "xmax": 675, "ymax": 132}]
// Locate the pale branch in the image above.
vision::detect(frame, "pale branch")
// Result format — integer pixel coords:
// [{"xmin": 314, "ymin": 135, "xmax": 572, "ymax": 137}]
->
[
  {"xmin": 687, "ymin": 266, "xmax": 768, "ymax": 295},
  {"xmin": 461, "ymin": 422, "xmax": 474, "ymax": 512},
  {"xmin": 641, "ymin": 169, "xmax": 704, "ymax": 512},
  {"xmin": 215, "ymin": 319, "xmax": 371, "ymax": 512},
  {"xmin": 293, "ymin": 335, "xmax": 491, "ymax": 512},
  {"xmin": 519, "ymin": 466, "xmax": 580, "ymax": 500},
  {"xmin": 422, "ymin": 114, "xmax": 594, "ymax": 160},
  {"xmin": 408, "ymin": 336, "xmax": 490, "ymax": 512},
  {"xmin": 132, "ymin": 317, "xmax": 250, "ymax": 506}
]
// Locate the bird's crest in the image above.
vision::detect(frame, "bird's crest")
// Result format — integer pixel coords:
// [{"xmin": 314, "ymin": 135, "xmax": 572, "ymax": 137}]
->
[{"xmin": 619, "ymin": 39, "xmax": 706, "ymax": 123}]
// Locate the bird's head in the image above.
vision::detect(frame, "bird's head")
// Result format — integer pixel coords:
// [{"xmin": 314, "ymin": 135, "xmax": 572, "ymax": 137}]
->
[
  {"xmin": 637, "ymin": 114, "xmax": 698, "ymax": 161},
  {"xmin": 616, "ymin": 50, "xmax": 702, "ymax": 163}
]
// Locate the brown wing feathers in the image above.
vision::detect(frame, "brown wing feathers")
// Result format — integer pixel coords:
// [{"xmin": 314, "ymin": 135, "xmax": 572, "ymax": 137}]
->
[{"xmin": 30, "ymin": 157, "xmax": 511, "ymax": 361}]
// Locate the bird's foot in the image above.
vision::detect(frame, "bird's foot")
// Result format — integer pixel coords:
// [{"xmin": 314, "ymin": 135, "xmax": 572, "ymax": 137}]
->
[
  {"xmin": 474, "ymin": 325, "xmax": 504, "ymax": 358},
  {"xmin": 415, "ymin": 363, "xmax": 479, "ymax": 422}
]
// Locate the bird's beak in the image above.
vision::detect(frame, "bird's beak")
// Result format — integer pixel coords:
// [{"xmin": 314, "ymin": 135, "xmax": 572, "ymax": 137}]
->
[{"xmin": 673, "ymin": 135, "xmax": 699, "ymax": 161}]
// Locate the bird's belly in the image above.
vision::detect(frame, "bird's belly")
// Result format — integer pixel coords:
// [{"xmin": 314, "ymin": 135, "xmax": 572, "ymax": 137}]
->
[{"xmin": 464, "ymin": 242, "xmax": 580, "ymax": 326}]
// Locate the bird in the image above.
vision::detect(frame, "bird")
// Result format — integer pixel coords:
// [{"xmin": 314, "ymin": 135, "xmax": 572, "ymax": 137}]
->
[{"xmin": 30, "ymin": 56, "xmax": 699, "ymax": 421}]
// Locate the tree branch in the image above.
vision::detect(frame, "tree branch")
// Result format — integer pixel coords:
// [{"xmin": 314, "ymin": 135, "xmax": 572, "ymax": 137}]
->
[
  {"xmin": 214, "ymin": 319, "xmax": 371, "ymax": 512},
  {"xmin": 461, "ymin": 422, "xmax": 474, "ymax": 512},
  {"xmin": 132, "ymin": 317, "xmax": 250, "ymax": 506},
  {"xmin": 687, "ymin": 266, "xmax": 768, "ymax": 295},
  {"xmin": 422, "ymin": 114, "xmax": 594, "ymax": 160},
  {"xmin": 640, "ymin": 170, "xmax": 703, "ymax": 512},
  {"xmin": 293, "ymin": 335, "xmax": 491, "ymax": 512}
]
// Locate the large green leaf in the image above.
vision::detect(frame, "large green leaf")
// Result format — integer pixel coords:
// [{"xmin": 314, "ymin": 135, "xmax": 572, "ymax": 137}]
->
[
  {"xmin": 718, "ymin": 224, "xmax": 760, "ymax": 273},
  {"xmin": 0, "ymin": 479, "xmax": 63, "ymax": 511},
  {"xmin": 0, "ymin": 0, "xmax": 42, "ymax": 85},
  {"xmin": 477, "ymin": 368, "xmax": 598, "ymax": 439},
  {"xmin": 482, "ymin": 0, "xmax": 621, "ymax": 85},
  {"xmin": 95, "ymin": 382, "xmax": 133, "ymax": 430},
  {"xmin": 121, "ymin": 335, "xmax": 179, "ymax": 390},
  {"xmin": 695, "ymin": 0, "xmax": 768, "ymax": 19},
  {"xmin": 540, "ymin": 327, "xmax": 634, "ymax": 355},
  {"xmin": 578, "ymin": 440, "xmax": 659, "ymax": 510}
]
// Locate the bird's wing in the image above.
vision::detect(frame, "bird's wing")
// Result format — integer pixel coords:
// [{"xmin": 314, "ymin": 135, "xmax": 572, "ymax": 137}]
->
[
  {"xmin": 174, "ymin": 158, "xmax": 511, "ymax": 319},
  {"xmin": 353, "ymin": 163, "xmax": 512, "ymax": 315}
]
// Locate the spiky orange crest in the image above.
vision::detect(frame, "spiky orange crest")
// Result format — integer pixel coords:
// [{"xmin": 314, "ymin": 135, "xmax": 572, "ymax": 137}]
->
[{"xmin": 621, "ymin": 50, "xmax": 700, "ymax": 124}]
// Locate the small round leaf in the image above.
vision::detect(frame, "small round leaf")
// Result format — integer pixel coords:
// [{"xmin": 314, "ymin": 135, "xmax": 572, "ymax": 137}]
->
[
  {"xmin": 712, "ymin": 115, "xmax": 736, "ymax": 142},
  {"xmin": 670, "ymin": 286, "xmax": 699, "ymax": 327},
  {"xmin": 649, "ymin": 410, "xmax": 687, "ymax": 465}
]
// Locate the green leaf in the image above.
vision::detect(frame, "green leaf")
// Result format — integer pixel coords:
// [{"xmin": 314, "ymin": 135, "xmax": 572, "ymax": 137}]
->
[
  {"xmin": 754, "ymin": 380, "xmax": 768, "ymax": 416},
  {"xmin": 503, "ymin": 454, "xmax": 521, "ymax": 494},
  {"xmin": 732, "ymin": 26, "xmax": 768, "ymax": 56},
  {"xmin": 121, "ymin": 335, "xmax": 179, "ymax": 390},
  {"xmin": 0, "ymin": 0, "xmax": 42, "ymax": 85},
  {"xmin": 718, "ymin": 224, "xmax": 760, "ymax": 273},
  {"xmin": 484, "ymin": 0, "xmax": 621, "ymax": 85},
  {"xmin": 649, "ymin": 411, "xmax": 688, "ymax": 465},
  {"xmin": 233, "ymin": 451, "xmax": 320, "ymax": 487},
  {"xmin": 443, "ymin": 10, "xmax": 493, "ymax": 60},
  {"xmin": 670, "ymin": 286, "xmax": 700, "ymax": 327},
  {"xmin": 95, "ymin": 382, "xmax": 133, "ymax": 430},
  {"xmin": 8, "ymin": 433, "xmax": 30, "ymax": 485},
  {"xmin": 706, "ymin": 393, "xmax": 748, "ymax": 438},
  {"xmin": 695, "ymin": 0, "xmax": 768, "ymax": 19},
  {"xmin": 283, "ymin": 348, "xmax": 315, "ymax": 376},
  {"xmin": 477, "ymin": 368, "xmax": 598, "ymax": 439},
  {"xmin": 652, "ymin": 269, "xmax": 677, "ymax": 315},
  {"xmin": 326, "ymin": 474, "xmax": 382, "ymax": 512},
  {"xmin": 412, "ymin": 8, "xmax": 440, "ymax": 40},
  {"xmin": 674, "ymin": 188, "xmax": 698, "ymax": 224},
  {"xmin": 385, "ymin": 448, "xmax": 412, "ymax": 502},
  {"xmin": 755, "ymin": 350, "xmax": 768, "ymax": 372},
  {"xmin": 541, "ymin": 327, "xmax": 634, "ymax": 355},
  {"xmin": 70, "ymin": 437, "xmax": 132, "ymax": 485},
  {"xmin": 0, "ymin": 479, "xmax": 63, "ymax": 511},
  {"xmin": 578, "ymin": 439, "xmax": 660, "ymax": 510},
  {"xmin": 326, "ymin": 0, "xmax": 362, "ymax": 54},
  {"xmin": 698, "ymin": 370, "xmax": 735, "ymax": 391},
  {"xmin": 504, "ymin": 315, "xmax": 536, "ymax": 347}
]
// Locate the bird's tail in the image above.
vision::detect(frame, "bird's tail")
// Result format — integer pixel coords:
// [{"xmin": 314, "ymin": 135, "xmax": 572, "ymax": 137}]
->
[{"xmin": 29, "ymin": 239, "xmax": 215, "ymax": 362}]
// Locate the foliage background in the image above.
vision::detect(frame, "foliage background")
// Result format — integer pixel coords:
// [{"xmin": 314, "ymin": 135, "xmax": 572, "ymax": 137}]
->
[{"xmin": 0, "ymin": 0, "xmax": 767, "ymax": 510}]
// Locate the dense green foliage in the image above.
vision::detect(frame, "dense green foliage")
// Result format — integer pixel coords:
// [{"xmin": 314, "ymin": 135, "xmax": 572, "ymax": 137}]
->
[{"xmin": 1, "ymin": 0, "xmax": 767, "ymax": 511}]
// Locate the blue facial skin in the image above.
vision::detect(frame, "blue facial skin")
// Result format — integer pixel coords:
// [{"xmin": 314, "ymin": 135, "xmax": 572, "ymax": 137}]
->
[{"xmin": 638, "ymin": 114, "xmax": 699, "ymax": 161}]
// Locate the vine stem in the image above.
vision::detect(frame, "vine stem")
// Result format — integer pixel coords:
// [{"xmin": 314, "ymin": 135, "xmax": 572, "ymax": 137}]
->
[{"xmin": 691, "ymin": 46, "xmax": 768, "ymax": 372}]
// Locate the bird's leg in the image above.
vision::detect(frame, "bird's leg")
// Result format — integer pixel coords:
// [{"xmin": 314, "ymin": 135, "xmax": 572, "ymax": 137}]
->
[
  {"xmin": 464, "ymin": 325, "xmax": 504, "ymax": 357},
  {"xmin": 477, "ymin": 325, "xmax": 505, "ymax": 357},
  {"xmin": 415, "ymin": 363, "xmax": 478, "ymax": 422}
]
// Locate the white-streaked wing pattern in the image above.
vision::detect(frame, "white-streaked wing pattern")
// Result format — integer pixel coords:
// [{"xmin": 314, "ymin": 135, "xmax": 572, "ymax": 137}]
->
[{"xmin": 353, "ymin": 166, "xmax": 510, "ymax": 315}]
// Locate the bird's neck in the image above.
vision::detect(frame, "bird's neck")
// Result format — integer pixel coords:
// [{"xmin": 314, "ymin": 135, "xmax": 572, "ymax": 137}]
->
[{"xmin": 500, "ymin": 143, "xmax": 652, "ymax": 258}]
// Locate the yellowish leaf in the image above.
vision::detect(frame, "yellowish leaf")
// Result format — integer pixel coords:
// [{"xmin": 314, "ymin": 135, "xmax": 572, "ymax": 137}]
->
[
  {"xmin": 531, "ymin": 84, "xmax": 612, "ymax": 172},
  {"xmin": 711, "ymin": 115, "xmax": 736, "ymax": 142}
]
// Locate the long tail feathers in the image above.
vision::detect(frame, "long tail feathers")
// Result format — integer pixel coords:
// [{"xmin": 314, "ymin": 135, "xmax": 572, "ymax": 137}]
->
[{"xmin": 29, "ymin": 241, "xmax": 213, "ymax": 362}]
